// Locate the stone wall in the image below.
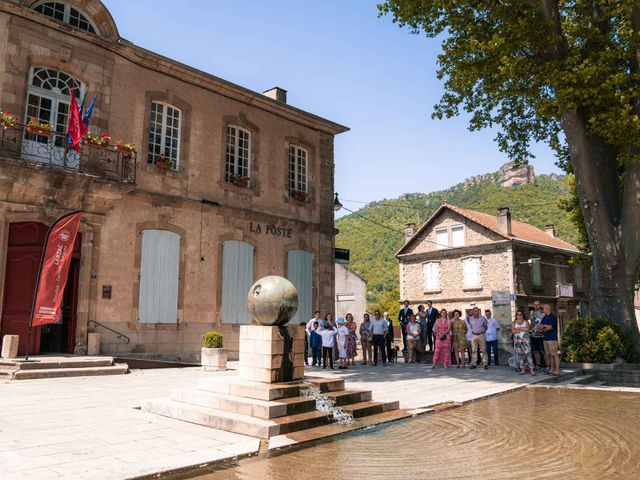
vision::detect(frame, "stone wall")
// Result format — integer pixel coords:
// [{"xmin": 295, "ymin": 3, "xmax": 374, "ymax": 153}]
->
[{"xmin": 334, "ymin": 263, "xmax": 367, "ymax": 321}]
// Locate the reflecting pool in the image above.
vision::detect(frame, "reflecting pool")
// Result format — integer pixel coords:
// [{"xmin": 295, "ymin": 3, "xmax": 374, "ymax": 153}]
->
[{"xmin": 189, "ymin": 388, "xmax": 640, "ymax": 480}]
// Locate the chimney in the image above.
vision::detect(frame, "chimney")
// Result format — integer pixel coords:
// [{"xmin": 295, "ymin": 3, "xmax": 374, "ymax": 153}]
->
[
  {"xmin": 263, "ymin": 87, "xmax": 287, "ymax": 103},
  {"xmin": 404, "ymin": 223, "xmax": 417, "ymax": 243},
  {"xmin": 545, "ymin": 224, "xmax": 556, "ymax": 238},
  {"xmin": 496, "ymin": 207, "xmax": 512, "ymax": 236}
]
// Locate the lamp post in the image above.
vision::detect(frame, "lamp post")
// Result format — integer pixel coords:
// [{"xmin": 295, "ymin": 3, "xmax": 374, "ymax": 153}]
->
[{"xmin": 333, "ymin": 193, "xmax": 342, "ymax": 212}]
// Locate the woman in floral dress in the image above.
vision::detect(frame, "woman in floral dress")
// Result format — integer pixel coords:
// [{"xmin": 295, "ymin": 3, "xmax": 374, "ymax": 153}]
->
[
  {"xmin": 345, "ymin": 313, "xmax": 358, "ymax": 366},
  {"xmin": 451, "ymin": 309, "xmax": 468, "ymax": 368},
  {"xmin": 511, "ymin": 310, "xmax": 536, "ymax": 375},
  {"xmin": 432, "ymin": 309, "xmax": 452, "ymax": 369}
]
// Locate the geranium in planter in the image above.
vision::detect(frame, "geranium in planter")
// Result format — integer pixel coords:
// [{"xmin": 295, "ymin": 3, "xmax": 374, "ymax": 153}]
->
[
  {"xmin": 26, "ymin": 118, "xmax": 53, "ymax": 137},
  {"xmin": 0, "ymin": 110, "xmax": 18, "ymax": 129},
  {"xmin": 155, "ymin": 153, "xmax": 174, "ymax": 170},
  {"xmin": 231, "ymin": 174, "xmax": 250, "ymax": 187},
  {"xmin": 201, "ymin": 331, "xmax": 227, "ymax": 372},
  {"xmin": 114, "ymin": 140, "xmax": 136, "ymax": 154},
  {"xmin": 290, "ymin": 190, "xmax": 309, "ymax": 202},
  {"xmin": 83, "ymin": 132, "xmax": 111, "ymax": 147}
]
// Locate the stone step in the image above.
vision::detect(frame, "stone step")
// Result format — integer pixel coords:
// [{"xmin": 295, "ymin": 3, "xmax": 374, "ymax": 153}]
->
[
  {"xmin": 559, "ymin": 375, "xmax": 596, "ymax": 385},
  {"xmin": 170, "ymin": 388, "xmax": 316, "ymax": 420},
  {"xmin": 341, "ymin": 400, "xmax": 400, "ymax": 418},
  {"xmin": 268, "ymin": 409, "xmax": 414, "ymax": 449},
  {"xmin": 304, "ymin": 377, "xmax": 345, "ymax": 393},
  {"xmin": 141, "ymin": 398, "xmax": 332, "ymax": 438},
  {"xmin": 0, "ymin": 358, "xmax": 115, "ymax": 370},
  {"xmin": 327, "ymin": 389, "xmax": 372, "ymax": 406},
  {"xmin": 0, "ymin": 368, "xmax": 16, "ymax": 380},
  {"xmin": 12, "ymin": 364, "xmax": 128, "ymax": 380},
  {"xmin": 197, "ymin": 377, "xmax": 301, "ymax": 401}
]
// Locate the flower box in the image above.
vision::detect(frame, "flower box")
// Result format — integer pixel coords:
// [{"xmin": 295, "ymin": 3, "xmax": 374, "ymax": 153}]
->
[
  {"xmin": 156, "ymin": 160, "xmax": 172, "ymax": 170},
  {"xmin": 114, "ymin": 142, "xmax": 136, "ymax": 154},
  {"xmin": 26, "ymin": 125, "xmax": 53, "ymax": 137},
  {"xmin": 232, "ymin": 175, "xmax": 250, "ymax": 188},
  {"xmin": 0, "ymin": 110, "xmax": 18, "ymax": 129},
  {"xmin": 290, "ymin": 191, "xmax": 309, "ymax": 202},
  {"xmin": 83, "ymin": 132, "xmax": 111, "ymax": 147}
]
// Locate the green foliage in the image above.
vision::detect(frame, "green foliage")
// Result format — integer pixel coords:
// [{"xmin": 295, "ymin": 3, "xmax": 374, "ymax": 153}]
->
[
  {"xmin": 202, "ymin": 331, "xmax": 224, "ymax": 349},
  {"xmin": 561, "ymin": 317, "xmax": 634, "ymax": 364},
  {"xmin": 336, "ymin": 173, "xmax": 579, "ymax": 308},
  {"xmin": 370, "ymin": 287, "xmax": 400, "ymax": 317}
]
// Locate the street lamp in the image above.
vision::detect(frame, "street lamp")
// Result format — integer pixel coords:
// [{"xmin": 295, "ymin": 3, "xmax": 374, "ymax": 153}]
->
[{"xmin": 333, "ymin": 193, "xmax": 343, "ymax": 212}]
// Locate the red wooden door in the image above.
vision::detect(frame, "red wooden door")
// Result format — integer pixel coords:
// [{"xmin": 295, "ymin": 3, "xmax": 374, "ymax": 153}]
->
[
  {"xmin": 61, "ymin": 257, "xmax": 80, "ymax": 353},
  {"xmin": 1, "ymin": 222, "xmax": 48, "ymax": 355}
]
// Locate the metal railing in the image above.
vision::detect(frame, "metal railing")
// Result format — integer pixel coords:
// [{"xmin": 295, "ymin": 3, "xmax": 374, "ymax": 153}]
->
[
  {"xmin": 0, "ymin": 123, "xmax": 136, "ymax": 183},
  {"xmin": 88, "ymin": 320, "xmax": 131, "ymax": 344}
]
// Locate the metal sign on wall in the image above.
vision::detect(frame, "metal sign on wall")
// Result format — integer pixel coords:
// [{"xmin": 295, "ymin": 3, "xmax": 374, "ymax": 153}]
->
[{"xmin": 335, "ymin": 248, "xmax": 350, "ymax": 264}]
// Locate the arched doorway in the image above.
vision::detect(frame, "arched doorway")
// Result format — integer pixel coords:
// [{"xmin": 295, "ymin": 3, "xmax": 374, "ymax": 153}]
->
[{"xmin": 0, "ymin": 222, "xmax": 81, "ymax": 355}]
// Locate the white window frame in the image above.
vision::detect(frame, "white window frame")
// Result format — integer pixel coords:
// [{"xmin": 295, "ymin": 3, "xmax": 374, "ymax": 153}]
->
[
  {"xmin": 423, "ymin": 261, "xmax": 440, "ymax": 292},
  {"xmin": 288, "ymin": 145, "xmax": 308, "ymax": 194},
  {"xmin": 462, "ymin": 257, "xmax": 481, "ymax": 289},
  {"xmin": 32, "ymin": 2, "xmax": 100, "ymax": 35},
  {"xmin": 451, "ymin": 224, "xmax": 465, "ymax": 247},
  {"xmin": 148, "ymin": 101, "xmax": 181, "ymax": 170},
  {"xmin": 435, "ymin": 228, "xmax": 449, "ymax": 250},
  {"xmin": 225, "ymin": 125, "xmax": 251, "ymax": 183}
]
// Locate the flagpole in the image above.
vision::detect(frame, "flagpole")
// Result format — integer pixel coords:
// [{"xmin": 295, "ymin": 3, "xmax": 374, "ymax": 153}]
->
[{"xmin": 24, "ymin": 210, "xmax": 83, "ymax": 361}]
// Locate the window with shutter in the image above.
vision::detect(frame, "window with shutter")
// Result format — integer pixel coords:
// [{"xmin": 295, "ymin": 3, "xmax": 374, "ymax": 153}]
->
[
  {"xmin": 451, "ymin": 225, "xmax": 465, "ymax": 247},
  {"xmin": 221, "ymin": 241, "xmax": 254, "ymax": 324},
  {"xmin": 139, "ymin": 230, "xmax": 180, "ymax": 324},
  {"xmin": 435, "ymin": 228, "xmax": 448, "ymax": 249},
  {"xmin": 532, "ymin": 258, "xmax": 542, "ymax": 286},
  {"xmin": 463, "ymin": 257, "xmax": 481, "ymax": 288},
  {"xmin": 574, "ymin": 266, "xmax": 582, "ymax": 290},
  {"xmin": 287, "ymin": 250, "xmax": 313, "ymax": 324},
  {"xmin": 423, "ymin": 262, "xmax": 440, "ymax": 291}
]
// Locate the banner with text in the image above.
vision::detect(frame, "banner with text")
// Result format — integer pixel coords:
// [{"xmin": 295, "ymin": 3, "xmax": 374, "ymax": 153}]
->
[{"xmin": 31, "ymin": 211, "xmax": 82, "ymax": 327}]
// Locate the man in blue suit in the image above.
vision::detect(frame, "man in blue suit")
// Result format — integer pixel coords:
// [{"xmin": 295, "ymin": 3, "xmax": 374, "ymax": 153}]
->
[
  {"xmin": 398, "ymin": 300, "xmax": 413, "ymax": 353},
  {"xmin": 425, "ymin": 300, "xmax": 438, "ymax": 352}
]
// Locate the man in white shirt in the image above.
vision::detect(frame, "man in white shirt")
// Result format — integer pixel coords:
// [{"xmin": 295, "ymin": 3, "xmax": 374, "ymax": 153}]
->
[
  {"xmin": 484, "ymin": 309, "xmax": 501, "ymax": 366},
  {"xmin": 307, "ymin": 310, "xmax": 322, "ymax": 334},
  {"xmin": 370, "ymin": 310, "xmax": 388, "ymax": 366}
]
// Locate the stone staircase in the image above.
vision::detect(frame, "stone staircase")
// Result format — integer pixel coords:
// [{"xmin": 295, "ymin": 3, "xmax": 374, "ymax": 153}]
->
[
  {"xmin": 0, "ymin": 356, "xmax": 128, "ymax": 380},
  {"xmin": 142, "ymin": 376, "xmax": 404, "ymax": 439}
]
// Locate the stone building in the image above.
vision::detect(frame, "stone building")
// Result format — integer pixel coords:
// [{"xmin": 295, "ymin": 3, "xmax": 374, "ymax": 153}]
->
[
  {"xmin": 0, "ymin": 0, "xmax": 348, "ymax": 361},
  {"xmin": 334, "ymin": 263, "xmax": 367, "ymax": 321},
  {"xmin": 396, "ymin": 204, "xmax": 588, "ymax": 338}
]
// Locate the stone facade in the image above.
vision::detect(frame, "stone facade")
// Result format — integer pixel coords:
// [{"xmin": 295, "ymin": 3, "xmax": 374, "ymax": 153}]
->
[
  {"xmin": 334, "ymin": 263, "xmax": 367, "ymax": 321},
  {"xmin": 0, "ymin": 1, "xmax": 347, "ymax": 361},
  {"xmin": 397, "ymin": 205, "xmax": 588, "ymax": 335}
]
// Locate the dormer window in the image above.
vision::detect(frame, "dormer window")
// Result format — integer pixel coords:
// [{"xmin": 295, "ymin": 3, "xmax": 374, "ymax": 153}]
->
[{"xmin": 33, "ymin": 2, "xmax": 99, "ymax": 35}]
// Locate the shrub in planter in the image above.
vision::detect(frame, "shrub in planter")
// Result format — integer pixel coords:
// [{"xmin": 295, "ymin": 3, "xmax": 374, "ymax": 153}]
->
[
  {"xmin": 201, "ymin": 331, "xmax": 227, "ymax": 371},
  {"xmin": 560, "ymin": 317, "xmax": 634, "ymax": 364}
]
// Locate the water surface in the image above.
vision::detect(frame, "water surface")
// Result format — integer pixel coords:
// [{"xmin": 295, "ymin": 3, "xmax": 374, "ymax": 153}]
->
[{"xmin": 192, "ymin": 388, "xmax": 640, "ymax": 479}]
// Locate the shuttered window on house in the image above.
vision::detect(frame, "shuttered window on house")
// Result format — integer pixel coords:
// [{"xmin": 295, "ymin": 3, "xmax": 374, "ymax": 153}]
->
[
  {"xmin": 221, "ymin": 240, "xmax": 254, "ymax": 324},
  {"xmin": 532, "ymin": 258, "xmax": 542, "ymax": 286},
  {"xmin": 139, "ymin": 229, "xmax": 180, "ymax": 323},
  {"xmin": 435, "ymin": 228, "xmax": 448, "ymax": 249},
  {"xmin": 462, "ymin": 257, "xmax": 481, "ymax": 288},
  {"xmin": 287, "ymin": 250, "xmax": 313, "ymax": 324},
  {"xmin": 423, "ymin": 262, "xmax": 440, "ymax": 291}
]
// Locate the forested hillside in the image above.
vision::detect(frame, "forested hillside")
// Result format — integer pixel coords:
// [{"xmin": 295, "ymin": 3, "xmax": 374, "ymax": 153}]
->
[{"xmin": 335, "ymin": 173, "xmax": 578, "ymax": 310}]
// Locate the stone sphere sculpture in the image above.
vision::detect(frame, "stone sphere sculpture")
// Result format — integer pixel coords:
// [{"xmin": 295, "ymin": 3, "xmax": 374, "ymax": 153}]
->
[{"xmin": 247, "ymin": 275, "xmax": 298, "ymax": 326}]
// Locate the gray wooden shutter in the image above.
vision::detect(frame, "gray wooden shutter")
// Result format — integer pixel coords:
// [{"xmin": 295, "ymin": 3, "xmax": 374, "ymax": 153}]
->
[
  {"xmin": 221, "ymin": 240, "xmax": 254, "ymax": 324},
  {"xmin": 287, "ymin": 250, "xmax": 313, "ymax": 324},
  {"xmin": 139, "ymin": 229, "xmax": 180, "ymax": 323}
]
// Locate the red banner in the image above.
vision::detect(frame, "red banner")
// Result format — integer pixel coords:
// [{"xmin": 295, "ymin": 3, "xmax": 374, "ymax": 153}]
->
[
  {"xmin": 67, "ymin": 88, "xmax": 87, "ymax": 153},
  {"xmin": 31, "ymin": 211, "xmax": 82, "ymax": 327}
]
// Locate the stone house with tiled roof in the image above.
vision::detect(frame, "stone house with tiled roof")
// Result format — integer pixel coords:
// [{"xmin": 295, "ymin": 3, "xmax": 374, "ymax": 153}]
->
[{"xmin": 396, "ymin": 204, "xmax": 588, "ymax": 339}]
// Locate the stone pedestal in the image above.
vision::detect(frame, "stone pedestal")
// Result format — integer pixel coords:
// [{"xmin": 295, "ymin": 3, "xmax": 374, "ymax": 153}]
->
[
  {"xmin": 1, "ymin": 335, "xmax": 19, "ymax": 359},
  {"xmin": 87, "ymin": 333, "xmax": 100, "ymax": 356},
  {"xmin": 238, "ymin": 325, "xmax": 305, "ymax": 383}
]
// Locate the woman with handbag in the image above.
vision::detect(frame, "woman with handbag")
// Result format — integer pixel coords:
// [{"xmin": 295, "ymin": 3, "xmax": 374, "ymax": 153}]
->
[{"xmin": 432, "ymin": 309, "xmax": 452, "ymax": 369}]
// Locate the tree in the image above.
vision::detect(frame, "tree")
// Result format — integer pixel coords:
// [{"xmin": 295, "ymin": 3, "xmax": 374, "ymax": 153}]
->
[{"xmin": 378, "ymin": 0, "xmax": 640, "ymax": 343}]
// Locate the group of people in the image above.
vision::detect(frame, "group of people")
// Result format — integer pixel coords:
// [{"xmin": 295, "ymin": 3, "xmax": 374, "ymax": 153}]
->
[{"xmin": 301, "ymin": 300, "xmax": 560, "ymax": 376}]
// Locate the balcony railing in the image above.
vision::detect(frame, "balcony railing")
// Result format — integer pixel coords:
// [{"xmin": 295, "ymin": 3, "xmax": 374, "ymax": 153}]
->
[{"xmin": 0, "ymin": 123, "xmax": 136, "ymax": 183}]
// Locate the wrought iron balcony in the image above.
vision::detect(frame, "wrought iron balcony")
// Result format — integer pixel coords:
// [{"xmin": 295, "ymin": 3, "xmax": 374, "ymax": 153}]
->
[{"xmin": 0, "ymin": 123, "xmax": 136, "ymax": 183}]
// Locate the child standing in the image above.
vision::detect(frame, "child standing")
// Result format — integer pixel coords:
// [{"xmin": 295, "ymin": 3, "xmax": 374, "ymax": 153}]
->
[
  {"xmin": 336, "ymin": 317, "xmax": 349, "ymax": 369},
  {"xmin": 300, "ymin": 322, "xmax": 309, "ymax": 366},
  {"xmin": 318, "ymin": 321, "xmax": 338, "ymax": 369},
  {"xmin": 310, "ymin": 321, "xmax": 322, "ymax": 367}
]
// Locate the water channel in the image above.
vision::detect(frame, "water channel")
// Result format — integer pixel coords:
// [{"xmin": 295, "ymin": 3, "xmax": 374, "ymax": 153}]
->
[{"xmin": 185, "ymin": 388, "xmax": 640, "ymax": 480}]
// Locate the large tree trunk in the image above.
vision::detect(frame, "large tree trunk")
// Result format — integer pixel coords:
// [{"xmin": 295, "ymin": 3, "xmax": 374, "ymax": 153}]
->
[{"xmin": 561, "ymin": 109, "xmax": 640, "ymax": 347}]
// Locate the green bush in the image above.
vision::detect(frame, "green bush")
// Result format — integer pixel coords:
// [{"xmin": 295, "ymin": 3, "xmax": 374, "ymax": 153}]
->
[
  {"xmin": 203, "ymin": 331, "xmax": 224, "ymax": 349},
  {"xmin": 561, "ymin": 317, "xmax": 633, "ymax": 364}
]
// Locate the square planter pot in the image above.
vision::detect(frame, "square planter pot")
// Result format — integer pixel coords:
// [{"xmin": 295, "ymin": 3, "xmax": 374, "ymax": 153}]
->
[{"xmin": 201, "ymin": 347, "xmax": 227, "ymax": 372}]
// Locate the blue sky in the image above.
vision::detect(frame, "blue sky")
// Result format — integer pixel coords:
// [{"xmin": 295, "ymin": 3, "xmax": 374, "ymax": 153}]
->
[{"xmin": 105, "ymin": 0, "xmax": 559, "ymax": 214}]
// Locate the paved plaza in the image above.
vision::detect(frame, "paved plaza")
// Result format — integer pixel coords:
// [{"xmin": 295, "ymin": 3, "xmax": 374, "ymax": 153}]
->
[{"xmin": 0, "ymin": 361, "xmax": 574, "ymax": 480}]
